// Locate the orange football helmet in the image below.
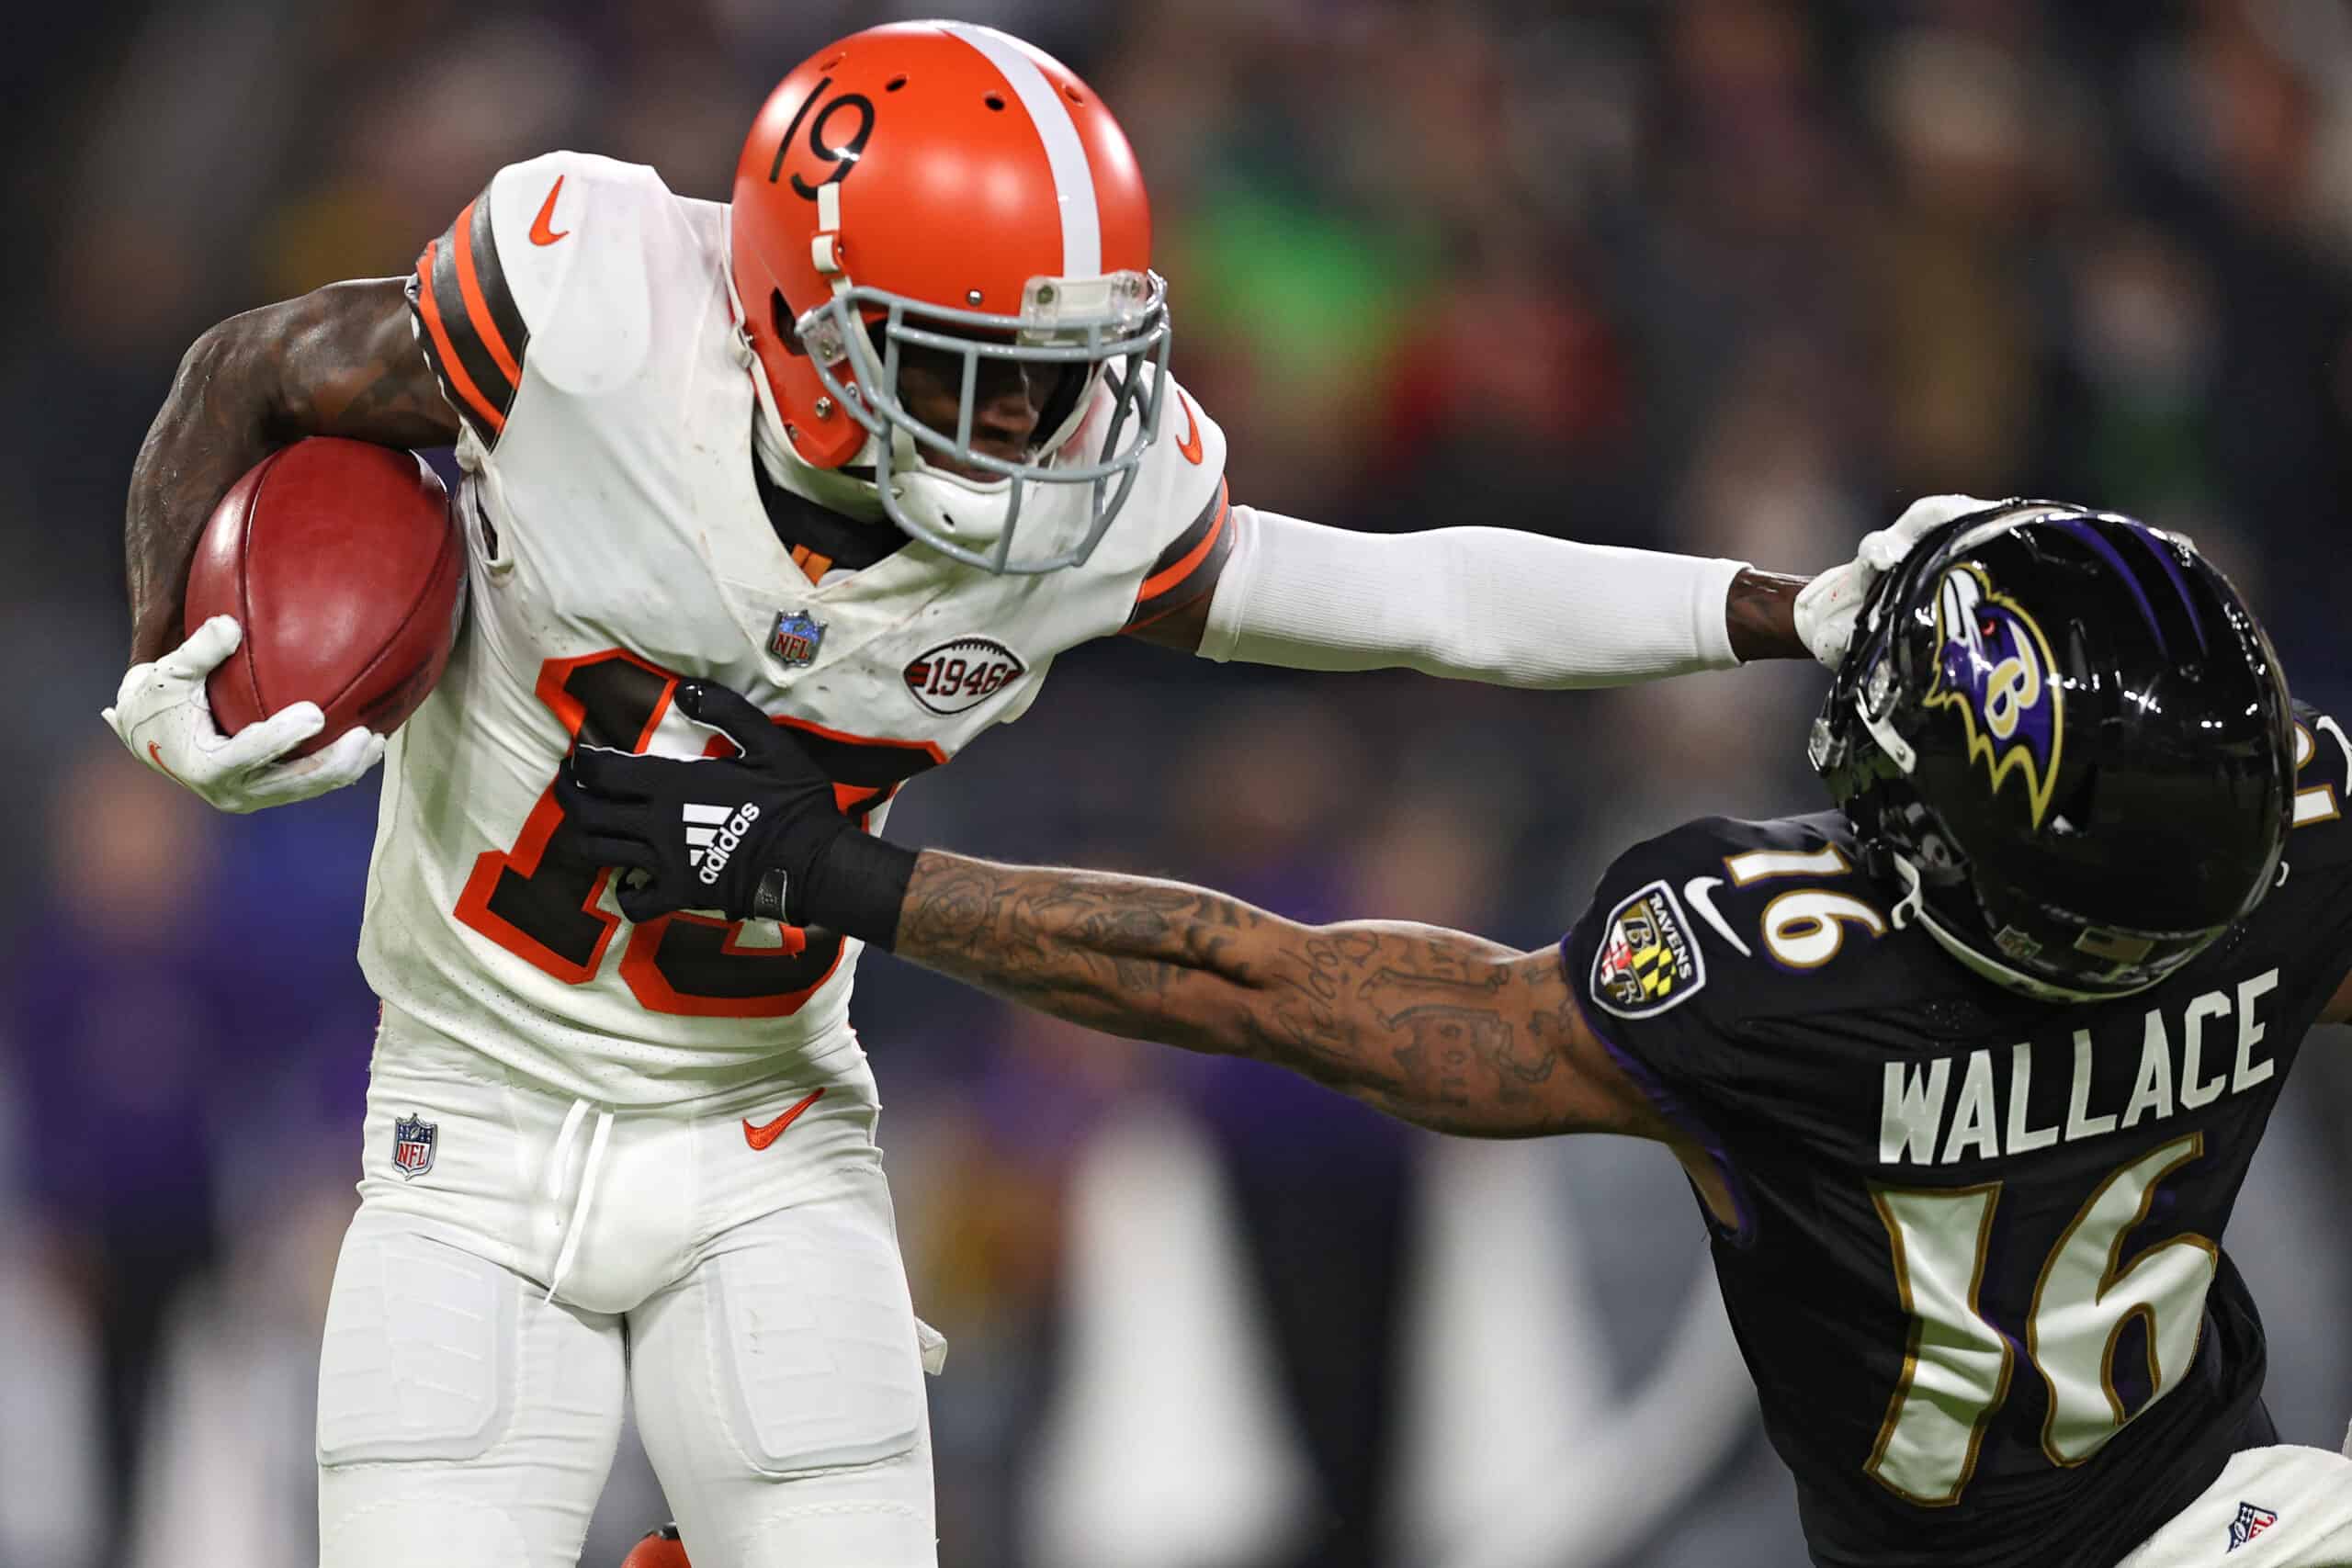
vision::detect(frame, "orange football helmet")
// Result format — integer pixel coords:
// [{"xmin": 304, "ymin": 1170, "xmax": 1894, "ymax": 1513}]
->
[
  {"xmin": 730, "ymin": 21, "xmax": 1170, "ymax": 573},
  {"xmin": 617, "ymin": 1524, "xmax": 689, "ymax": 1568}
]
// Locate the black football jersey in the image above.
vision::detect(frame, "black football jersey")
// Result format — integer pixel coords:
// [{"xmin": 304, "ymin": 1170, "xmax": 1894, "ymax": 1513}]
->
[{"xmin": 1559, "ymin": 704, "xmax": 2352, "ymax": 1568}]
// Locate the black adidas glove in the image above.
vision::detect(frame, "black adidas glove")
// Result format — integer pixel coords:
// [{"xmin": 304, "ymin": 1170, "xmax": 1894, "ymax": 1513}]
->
[{"xmin": 553, "ymin": 680, "xmax": 917, "ymax": 946}]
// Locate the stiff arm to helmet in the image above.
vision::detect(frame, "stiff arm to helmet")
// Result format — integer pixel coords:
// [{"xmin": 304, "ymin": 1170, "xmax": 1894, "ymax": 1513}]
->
[
  {"xmin": 729, "ymin": 19, "xmax": 1860, "ymax": 676},
  {"xmin": 1792, "ymin": 495, "xmax": 2004, "ymax": 670},
  {"xmin": 1193, "ymin": 503, "xmax": 1750, "ymax": 686},
  {"xmin": 1169, "ymin": 489, "xmax": 1996, "ymax": 686},
  {"xmin": 1809, "ymin": 500, "xmax": 2296, "ymax": 1001}
]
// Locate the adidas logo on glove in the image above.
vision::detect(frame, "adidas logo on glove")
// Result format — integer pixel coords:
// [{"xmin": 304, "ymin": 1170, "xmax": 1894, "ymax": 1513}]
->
[{"xmin": 684, "ymin": 801, "xmax": 762, "ymax": 885}]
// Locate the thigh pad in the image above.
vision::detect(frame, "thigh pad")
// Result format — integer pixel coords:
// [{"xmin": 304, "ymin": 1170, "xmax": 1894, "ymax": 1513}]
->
[
  {"xmin": 316, "ymin": 1208, "xmax": 520, "ymax": 1465},
  {"xmin": 705, "ymin": 1197, "xmax": 927, "ymax": 1477}
]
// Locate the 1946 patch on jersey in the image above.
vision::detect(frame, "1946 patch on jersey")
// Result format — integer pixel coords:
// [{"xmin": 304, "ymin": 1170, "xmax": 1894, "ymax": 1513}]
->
[
  {"xmin": 1591, "ymin": 880, "xmax": 1707, "ymax": 1019},
  {"xmin": 903, "ymin": 637, "xmax": 1026, "ymax": 716}
]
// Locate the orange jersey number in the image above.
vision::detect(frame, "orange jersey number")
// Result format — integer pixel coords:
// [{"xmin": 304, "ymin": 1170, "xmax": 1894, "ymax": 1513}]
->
[{"xmin": 454, "ymin": 649, "xmax": 939, "ymax": 1016}]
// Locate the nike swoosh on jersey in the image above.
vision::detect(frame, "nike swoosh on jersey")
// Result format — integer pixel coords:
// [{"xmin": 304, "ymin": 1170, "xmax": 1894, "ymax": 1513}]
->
[
  {"xmin": 742, "ymin": 1088, "xmax": 826, "ymax": 1150},
  {"xmin": 1683, "ymin": 876, "xmax": 1752, "ymax": 957},
  {"xmin": 529, "ymin": 175, "xmax": 570, "ymax": 245},
  {"xmin": 1174, "ymin": 389, "xmax": 1204, "ymax": 465}
]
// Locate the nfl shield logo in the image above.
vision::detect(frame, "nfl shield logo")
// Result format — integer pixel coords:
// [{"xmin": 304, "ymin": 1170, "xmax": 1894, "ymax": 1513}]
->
[
  {"xmin": 769, "ymin": 608, "xmax": 826, "ymax": 667},
  {"xmin": 2228, "ymin": 1501, "xmax": 2278, "ymax": 1551},
  {"xmin": 391, "ymin": 1112, "xmax": 437, "ymax": 1179}
]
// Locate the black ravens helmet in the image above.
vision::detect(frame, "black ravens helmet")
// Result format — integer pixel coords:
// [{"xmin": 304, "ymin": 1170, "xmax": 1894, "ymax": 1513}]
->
[{"xmin": 1809, "ymin": 500, "xmax": 2295, "ymax": 1001}]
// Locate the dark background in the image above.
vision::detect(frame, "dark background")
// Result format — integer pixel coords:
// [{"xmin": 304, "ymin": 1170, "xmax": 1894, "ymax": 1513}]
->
[{"xmin": 4, "ymin": 3, "xmax": 2349, "ymax": 1565}]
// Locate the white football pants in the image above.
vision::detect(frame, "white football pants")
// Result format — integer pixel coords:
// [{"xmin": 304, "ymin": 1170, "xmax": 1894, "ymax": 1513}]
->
[
  {"xmin": 2120, "ymin": 1444, "xmax": 2352, "ymax": 1567},
  {"xmin": 314, "ymin": 1007, "xmax": 937, "ymax": 1568}
]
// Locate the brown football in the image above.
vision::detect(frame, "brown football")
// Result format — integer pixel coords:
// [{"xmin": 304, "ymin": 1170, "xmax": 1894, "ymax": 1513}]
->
[{"xmin": 184, "ymin": 437, "xmax": 464, "ymax": 757}]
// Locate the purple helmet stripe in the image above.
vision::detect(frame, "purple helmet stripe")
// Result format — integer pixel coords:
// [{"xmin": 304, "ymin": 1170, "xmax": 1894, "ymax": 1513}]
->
[
  {"xmin": 2050, "ymin": 516, "xmax": 2167, "ymax": 657},
  {"xmin": 2120, "ymin": 522, "xmax": 2208, "ymax": 653}
]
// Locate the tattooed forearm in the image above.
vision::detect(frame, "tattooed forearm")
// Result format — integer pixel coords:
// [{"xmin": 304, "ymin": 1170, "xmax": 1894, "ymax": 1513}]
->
[
  {"xmin": 127, "ymin": 278, "xmax": 458, "ymax": 662},
  {"xmin": 1724, "ymin": 569, "xmax": 1810, "ymax": 662},
  {"xmin": 894, "ymin": 851, "xmax": 1650, "ymax": 1138}
]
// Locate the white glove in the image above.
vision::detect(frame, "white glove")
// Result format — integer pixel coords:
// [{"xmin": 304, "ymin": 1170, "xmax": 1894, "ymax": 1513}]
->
[
  {"xmin": 103, "ymin": 615, "xmax": 385, "ymax": 813},
  {"xmin": 1793, "ymin": 493, "xmax": 2005, "ymax": 670}
]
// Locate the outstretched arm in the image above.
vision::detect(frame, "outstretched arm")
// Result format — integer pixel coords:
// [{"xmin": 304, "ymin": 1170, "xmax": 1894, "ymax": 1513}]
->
[
  {"xmin": 1125, "ymin": 502, "xmax": 1804, "ymax": 671},
  {"xmin": 554, "ymin": 679, "xmax": 1678, "ymax": 1146},
  {"xmin": 887, "ymin": 852, "xmax": 1658, "ymax": 1138},
  {"xmin": 1125, "ymin": 495, "xmax": 1998, "ymax": 676},
  {"xmin": 126, "ymin": 277, "xmax": 457, "ymax": 663}
]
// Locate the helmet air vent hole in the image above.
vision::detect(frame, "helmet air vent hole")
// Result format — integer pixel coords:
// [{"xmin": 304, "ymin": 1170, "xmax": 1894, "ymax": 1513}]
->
[
  {"xmin": 984, "ymin": 92, "xmax": 1007, "ymax": 110},
  {"xmin": 886, "ymin": 73, "xmax": 908, "ymax": 92},
  {"xmin": 1064, "ymin": 84, "xmax": 1086, "ymax": 104},
  {"xmin": 820, "ymin": 53, "xmax": 843, "ymax": 70},
  {"xmin": 772, "ymin": 290, "xmax": 804, "ymax": 356},
  {"xmin": 2057, "ymin": 766, "xmax": 2099, "ymax": 833}
]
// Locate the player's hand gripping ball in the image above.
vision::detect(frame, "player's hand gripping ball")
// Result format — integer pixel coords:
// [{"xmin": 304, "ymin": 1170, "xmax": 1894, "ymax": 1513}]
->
[{"xmin": 106, "ymin": 438, "xmax": 464, "ymax": 812}]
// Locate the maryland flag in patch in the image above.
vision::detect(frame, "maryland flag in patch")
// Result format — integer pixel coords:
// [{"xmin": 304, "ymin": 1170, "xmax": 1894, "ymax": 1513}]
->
[{"xmin": 1591, "ymin": 880, "xmax": 1707, "ymax": 1020}]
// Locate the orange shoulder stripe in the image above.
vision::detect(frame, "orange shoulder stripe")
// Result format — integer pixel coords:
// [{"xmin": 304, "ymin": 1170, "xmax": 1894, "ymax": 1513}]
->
[
  {"xmin": 413, "ymin": 246, "xmax": 505, "ymax": 436},
  {"xmin": 1136, "ymin": 479, "xmax": 1229, "ymax": 603},
  {"xmin": 451, "ymin": 198, "xmax": 524, "ymax": 387}
]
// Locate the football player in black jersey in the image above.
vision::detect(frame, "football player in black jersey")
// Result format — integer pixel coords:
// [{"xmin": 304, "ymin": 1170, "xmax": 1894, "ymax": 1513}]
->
[{"xmin": 567, "ymin": 502, "xmax": 2352, "ymax": 1568}]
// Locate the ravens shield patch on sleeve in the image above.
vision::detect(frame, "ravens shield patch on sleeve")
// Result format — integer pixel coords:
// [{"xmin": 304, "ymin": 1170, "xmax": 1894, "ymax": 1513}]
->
[{"xmin": 1591, "ymin": 880, "xmax": 1707, "ymax": 1019}]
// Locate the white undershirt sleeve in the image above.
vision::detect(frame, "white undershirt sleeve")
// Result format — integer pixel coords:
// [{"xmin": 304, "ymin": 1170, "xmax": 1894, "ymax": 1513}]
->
[{"xmin": 1196, "ymin": 505, "xmax": 1748, "ymax": 687}]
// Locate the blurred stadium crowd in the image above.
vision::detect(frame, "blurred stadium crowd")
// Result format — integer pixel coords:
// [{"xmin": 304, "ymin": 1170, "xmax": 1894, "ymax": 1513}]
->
[{"xmin": 5, "ymin": 1, "xmax": 2352, "ymax": 1565}]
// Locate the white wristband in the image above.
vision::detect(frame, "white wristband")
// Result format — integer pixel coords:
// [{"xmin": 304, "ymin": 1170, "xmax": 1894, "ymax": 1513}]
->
[{"xmin": 1198, "ymin": 505, "xmax": 1747, "ymax": 687}]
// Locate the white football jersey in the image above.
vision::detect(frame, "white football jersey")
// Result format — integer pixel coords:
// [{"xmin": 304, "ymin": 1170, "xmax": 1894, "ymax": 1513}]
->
[{"xmin": 366, "ymin": 151, "xmax": 1228, "ymax": 1106}]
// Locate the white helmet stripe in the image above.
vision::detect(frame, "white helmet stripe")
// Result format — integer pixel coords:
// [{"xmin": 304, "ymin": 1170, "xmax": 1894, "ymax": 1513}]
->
[{"xmin": 941, "ymin": 22, "xmax": 1102, "ymax": 277}]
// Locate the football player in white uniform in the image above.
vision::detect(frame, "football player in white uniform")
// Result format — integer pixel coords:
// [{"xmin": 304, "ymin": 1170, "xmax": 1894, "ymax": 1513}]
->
[{"xmin": 106, "ymin": 21, "xmax": 1934, "ymax": 1568}]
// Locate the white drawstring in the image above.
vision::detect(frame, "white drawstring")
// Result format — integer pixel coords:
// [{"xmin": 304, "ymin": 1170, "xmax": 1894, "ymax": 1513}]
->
[
  {"xmin": 548, "ymin": 1099, "xmax": 590, "ymax": 1200},
  {"xmin": 543, "ymin": 1098, "xmax": 615, "ymax": 1304}
]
